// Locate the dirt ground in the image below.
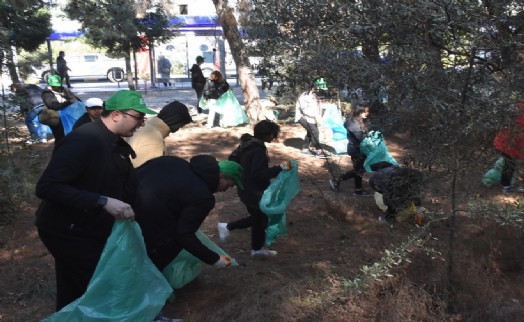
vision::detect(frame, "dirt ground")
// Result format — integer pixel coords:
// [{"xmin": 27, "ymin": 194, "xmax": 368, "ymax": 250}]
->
[{"xmin": 1, "ymin": 114, "xmax": 524, "ymax": 321}]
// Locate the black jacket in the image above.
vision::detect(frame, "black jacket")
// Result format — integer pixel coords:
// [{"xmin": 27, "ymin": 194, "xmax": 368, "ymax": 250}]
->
[
  {"xmin": 35, "ymin": 119, "xmax": 137, "ymax": 241},
  {"xmin": 203, "ymin": 79, "xmax": 230, "ymax": 99},
  {"xmin": 134, "ymin": 155, "xmax": 221, "ymax": 266},
  {"xmin": 344, "ymin": 117, "xmax": 367, "ymax": 158},
  {"xmin": 190, "ymin": 64, "xmax": 206, "ymax": 89},
  {"xmin": 229, "ymin": 134, "xmax": 281, "ymax": 209},
  {"xmin": 41, "ymin": 87, "xmax": 78, "ymax": 111},
  {"xmin": 72, "ymin": 113, "xmax": 92, "ymax": 130}
]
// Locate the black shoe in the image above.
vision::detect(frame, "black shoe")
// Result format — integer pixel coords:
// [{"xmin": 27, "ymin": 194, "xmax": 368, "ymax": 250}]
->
[{"xmin": 353, "ymin": 189, "xmax": 371, "ymax": 196}]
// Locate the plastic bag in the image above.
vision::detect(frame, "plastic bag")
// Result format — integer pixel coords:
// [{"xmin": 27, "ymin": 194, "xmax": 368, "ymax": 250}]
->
[
  {"xmin": 60, "ymin": 101, "xmax": 87, "ymax": 134},
  {"xmin": 199, "ymin": 96, "xmax": 208, "ymax": 110},
  {"xmin": 482, "ymin": 157, "xmax": 505, "ymax": 186},
  {"xmin": 322, "ymin": 103, "xmax": 348, "ymax": 154},
  {"xmin": 162, "ymin": 230, "xmax": 237, "ymax": 290},
  {"xmin": 215, "ymin": 91, "xmax": 249, "ymax": 127},
  {"xmin": 361, "ymin": 131, "xmax": 398, "ymax": 172},
  {"xmin": 260, "ymin": 160, "xmax": 301, "ymax": 245},
  {"xmin": 42, "ymin": 221, "xmax": 172, "ymax": 322}
]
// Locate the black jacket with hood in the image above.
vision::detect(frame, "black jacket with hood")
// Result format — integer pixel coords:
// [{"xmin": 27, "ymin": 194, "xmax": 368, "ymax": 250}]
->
[
  {"xmin": 134, "ymin": 155, "xmax": 221, "ymax": 267},
  {"xmin": 190, "ymin": 64, "xmax": 206, "ymax": 89},
  {"xmin": 229, "ymin": 134, "xmax": 281, "ymax": 209}
]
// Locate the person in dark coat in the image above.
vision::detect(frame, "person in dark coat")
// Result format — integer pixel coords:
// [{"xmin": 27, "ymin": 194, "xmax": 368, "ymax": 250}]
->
[
  {"xmin": 72, "ymin": 97, "xmax": 103, "ymax": 130},
  {"xmin": 35, "ymin": 90, "xmax": 156, "ymax": 311},
  {"xmin": 330, "ymin": 104, "xmax": 371, "ymax": 196},
  {"xmin": 369, "ymin": 162, "xmax": 423, "ymax": 222},
  {"xmin": 203, "ymin": 70, "xmax": 230, "ymax": 128},
  {"xmin": 56, "ymin": 51, "xmax": 72, "ymax": 88},
  {"xmin": 40, "ymin": 75, "xmax": 79, "ymax": 142},
  {"xmin": 134, "ymin": 155, "xmax": 243, "ymax": 270},
  {"xmin": 190, "ymin": 56, "xmax": 206, "ymax": 114},
  {"xmin": 218, "ymin": 120, "xmax": 291, "ymax": 257}
]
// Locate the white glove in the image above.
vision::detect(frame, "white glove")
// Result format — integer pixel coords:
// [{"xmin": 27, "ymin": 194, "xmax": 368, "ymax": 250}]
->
[
  {"xmin": 280, "ymin": 160, "xmax": 292, "ymax": 171},
  {"xmin": 213, "ymin": 255, "xmax": 232, "ymax": 268}
]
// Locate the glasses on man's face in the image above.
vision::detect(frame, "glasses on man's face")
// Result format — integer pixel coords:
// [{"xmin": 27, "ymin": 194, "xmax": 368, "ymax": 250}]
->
[{"xmin": 121, "ymin": 111, "xmax": 146, "ymax": 124}]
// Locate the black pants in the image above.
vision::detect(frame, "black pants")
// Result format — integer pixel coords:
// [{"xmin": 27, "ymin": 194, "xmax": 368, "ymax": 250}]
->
[
  {"xmin": 501, "ymin": 153, "xmax": 515, "ymax": 187},
  {"xmin": 49, "ymin": 121, "xmax": 65, "ymax": 143},
  {"xmin": 58, "ymin": 70, "xmax": 71, "ymax": 88},
  {"xmin": 339, "ymin": 154, "xmax": 366, "ymax": 190},
  {"xmin": 38, "ymin": 228, "xmax": 105, "ymax": 311},
  {"xmin": 227, "ymin": 206, "xmax": 268, "ymax": 251},
  {"xmin": 298, "ymin": 117, "xmax": 320, "ymax": 150},
  {"xmin": 194, "ymin": 85, "xmax": 205, "ymax": 114}
]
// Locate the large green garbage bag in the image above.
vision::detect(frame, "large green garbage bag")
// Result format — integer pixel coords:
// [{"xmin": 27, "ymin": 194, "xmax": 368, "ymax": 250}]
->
[
  {"xmin": 60, "ymin": 101, "xmax": 86, "ymax": 134},
  {"xmin": 215, "ymin": 91, "xmax": 249, "ymax": 127},
  {"xmin": 162, "ymin": 230, "xmax": 237, "ymax": 290},
  {"xmin": 360, "ymin": 130, "xmax": 398, "ymax": 173},
  {"xmin": 260, "ymin": 160, "xmax": 301, "ymax": 246},
  {"xmin": 42, "ymin": 221, "xmax": 173, "ymax": 322},
  {"xmin": 482, "ymin": 156, "xmax": 505, "ymax": 186}
]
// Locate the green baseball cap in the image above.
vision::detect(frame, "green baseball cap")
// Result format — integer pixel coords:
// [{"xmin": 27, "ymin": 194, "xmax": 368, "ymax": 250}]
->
[
  {"xmin": 218, "ymin": 160, "xmax": 244, "ymax": 189},
  {"xmin": 48, "ymin": 75, "xmax": 61, "ymax": 87},
  {"xmin": 105, "ymin": 90, "xmax": 157, "ymax": 115}
]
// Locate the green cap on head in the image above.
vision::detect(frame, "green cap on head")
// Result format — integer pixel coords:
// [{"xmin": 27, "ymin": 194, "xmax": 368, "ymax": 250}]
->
[
  {"xmin": 48, "ymin": 75, "xmax": 61, "ymax": 87},
  {"xmin": 105, "ymin": 90, "xmax": 157, "ymax": 115},
  {"xmin": 313, "ymin": 77, "xmax": 328, "ymax": 90},
  {"xmin": 218, "ymin": 160, "xmax": 244, "ymax": 189}
]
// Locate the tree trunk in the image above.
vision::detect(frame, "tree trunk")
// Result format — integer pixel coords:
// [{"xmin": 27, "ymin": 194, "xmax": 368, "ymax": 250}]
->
[
  {"xmin": 6, "ymin": 47, "xmax": 20, "ymax": 85},
  {"xmin": 212, "ymin": 0, "xmax": 275, "ymax": 124}
]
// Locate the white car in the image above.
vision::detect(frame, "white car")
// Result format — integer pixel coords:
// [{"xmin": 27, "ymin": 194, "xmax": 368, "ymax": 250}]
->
[{"xmin": 37, "ymin": 53, "xmax": 127, "ymax": 83}]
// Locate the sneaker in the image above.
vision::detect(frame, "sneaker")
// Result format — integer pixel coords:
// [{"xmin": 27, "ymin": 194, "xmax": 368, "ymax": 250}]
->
[
  {"xmin": 153, "ymin": 313, "xmax": 183, "ymax": 322},
  {"xmin": 353, "ymin": 189, "xmax": 371, "ymax": 196},
  {"xmin": 502, "ymin": 185, "xmax": 517, "ymax": 194},
  {"xmin": 301, "ymin": 148, "xmax": 314, "ymax": 156},
  {"xmin": 315, "ymin": 150, "xmax": 329, "ymax": 159},
  {"xmin": 251, "ymin": 248, "xmax": 277, "ymax": 257},
  {"xmin": 329, "ymin": 179, "xmax": 340, "ymax": 192},
  {"xmin": 217, "ymin": 222, "xmax": 229, "ymax": 242}
]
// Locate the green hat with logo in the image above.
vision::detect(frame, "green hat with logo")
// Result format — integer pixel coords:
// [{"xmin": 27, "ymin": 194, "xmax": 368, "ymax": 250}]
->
[
  {"xmin": 313, "ymin": 77, "xmax": 328, "ymax": 90},
  {"xmin": 105, "ymin": 90, "xmax": 157, "ymax": 115},
  {"xmin": 48, "ymin": 75, "xmax": 62, "ymax": 87},
  {"xmin": 218, "ymin": 160, "xmax": 244, "ymax": 189}
]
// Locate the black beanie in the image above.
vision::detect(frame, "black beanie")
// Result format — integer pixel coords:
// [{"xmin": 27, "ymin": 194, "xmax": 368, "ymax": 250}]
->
[{"xmin": 157, "ymin": 101, "xmax": 193, "ymax": 132}]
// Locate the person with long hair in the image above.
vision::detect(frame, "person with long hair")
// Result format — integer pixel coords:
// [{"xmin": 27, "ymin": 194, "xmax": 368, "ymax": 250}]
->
[
  {"xmin": 202, "ymin": 70, "xmax": 230, "ymax": 128},
  {"xmin": 330, "ymin": 104, "xmax": 371, "ymax": 196}
]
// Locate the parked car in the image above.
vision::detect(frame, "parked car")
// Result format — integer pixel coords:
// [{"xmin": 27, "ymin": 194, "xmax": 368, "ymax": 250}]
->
[{"xmin": 36, "ymin": 53, "xmax": 126, "ymax": 83}]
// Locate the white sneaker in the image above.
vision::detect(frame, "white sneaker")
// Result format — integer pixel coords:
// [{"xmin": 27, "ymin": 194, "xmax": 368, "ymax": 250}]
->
[
  {"xmin": 251, "ymin": 248, "xmax": 277, "ymax": 257},
  {"xmin": 217, "ymin": 222, "xmax": 229, "ymax": 242}
]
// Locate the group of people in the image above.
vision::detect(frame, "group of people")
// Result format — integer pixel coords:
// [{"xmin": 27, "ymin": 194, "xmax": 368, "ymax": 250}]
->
[{"xmin": 34, "ymin": 87, "xmax": 290, "ymax": 321}]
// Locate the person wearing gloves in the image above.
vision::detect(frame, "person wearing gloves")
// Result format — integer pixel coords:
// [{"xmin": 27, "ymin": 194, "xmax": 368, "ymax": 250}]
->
[
  {"xmin": 218, "ymin": 120, "xmax": 292, "ymax": 257},
  {"xmin": 35, "ymin": 90, "xmax": 157, "ymax": 311},
  {"xmin": 126, "ymin": 101, "xmax": 193, "ymax": 168},
  {"xmin": 134, "ymin": 155, "xmax": 243, "ymax": 270},
  {"xmin": 72, "ymin": 97, "xmax": 104, "ymax": 129},
  {"xmin": 40, "ymin": 74, "xmax": 80, "ymax": 142}
]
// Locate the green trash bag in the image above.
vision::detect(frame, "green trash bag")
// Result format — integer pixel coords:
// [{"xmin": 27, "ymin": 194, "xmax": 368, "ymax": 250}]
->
[
  {"xmin": 42, "ymin": 221, "xmax": 173, "ymax": 322},
  {"xmin": 260, "ymin": 160, "xmax": 301, "ymax": 246},
  {"xmin": 162, "ymin": 230, "xmax": 237, "ymax": 290},
  {"xmin": 361, "ymin": 130, "xmax": 398, "ymax": 173},
  {"xmin": 482, "ymin": 156, "xmax": 505, "ymax": 186},
  {"xmin": 215, "ymin": 91, "xmax": 249, "ymax": 127}
]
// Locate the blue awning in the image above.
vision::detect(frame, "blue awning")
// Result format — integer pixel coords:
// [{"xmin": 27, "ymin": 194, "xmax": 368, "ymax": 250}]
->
[{"xmin": 48, "ymin": 15, "xmax": 220, "ymax": 40}]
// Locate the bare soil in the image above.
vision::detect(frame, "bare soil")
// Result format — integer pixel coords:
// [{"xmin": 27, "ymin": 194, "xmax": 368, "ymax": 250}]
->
[{"xmin": 1, "ymin": 117, "xmax": 524, "ymax": 321}]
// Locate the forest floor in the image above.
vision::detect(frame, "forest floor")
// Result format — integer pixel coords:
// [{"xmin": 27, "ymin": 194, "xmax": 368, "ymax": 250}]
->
[{"xmin": 1, "ymin": 88, "xmax": 524, "ymax": 321}]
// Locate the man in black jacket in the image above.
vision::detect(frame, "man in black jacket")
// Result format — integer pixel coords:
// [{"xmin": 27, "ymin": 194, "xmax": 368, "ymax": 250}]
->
[
  {"xmin": 134, "ymin": 155, "xmax": 243, "ymax": 270},
  {"xmin": 190, "ymin": 56, "xmax": 206, "ymax": 114},
  {"xmin": 35, "ymin": 90, "xmax": 157, "ymax": 311}
]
